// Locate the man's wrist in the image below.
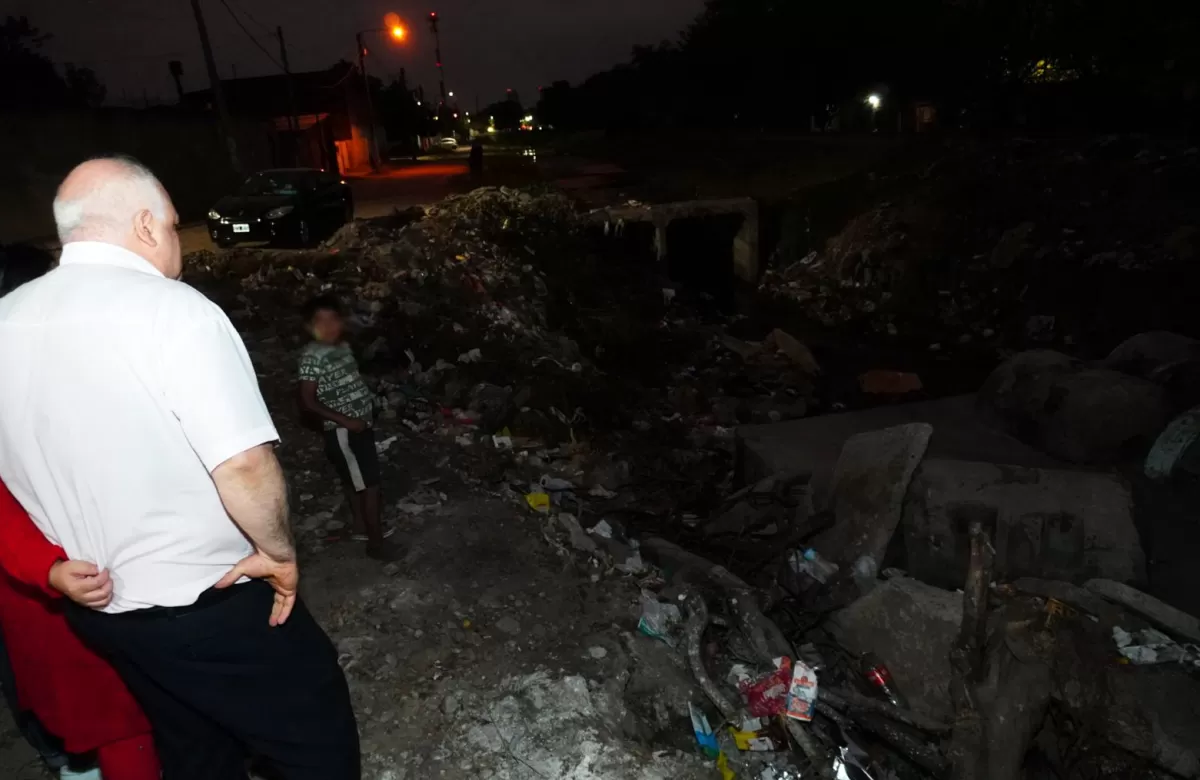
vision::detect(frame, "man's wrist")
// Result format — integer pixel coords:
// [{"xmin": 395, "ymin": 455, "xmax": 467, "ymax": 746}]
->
[{"xmin": 258, "ymin": 546, "xmax": 297, "ymax": 564}]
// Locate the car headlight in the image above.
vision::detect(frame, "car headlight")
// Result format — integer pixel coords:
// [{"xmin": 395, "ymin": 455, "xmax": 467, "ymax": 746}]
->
[
  {"xmin": 207, "ymin": 209, "xmax": 221, "ymax": 220},
  {"xmin": 265, "ymin": 205, "xmax": 294, "ymax": 220}
]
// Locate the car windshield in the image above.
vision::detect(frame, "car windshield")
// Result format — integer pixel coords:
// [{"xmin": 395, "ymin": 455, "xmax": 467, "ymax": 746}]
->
[{"xmin": 238, "ymin": 172, "xmax": 309, "ymax": 196}]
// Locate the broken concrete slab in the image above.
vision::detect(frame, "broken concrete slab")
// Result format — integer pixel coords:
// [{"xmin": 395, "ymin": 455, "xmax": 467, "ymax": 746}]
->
[
  {"xmin": 827, "ymin": 577, "xmax": 961, "ymax": 722},
  {"xmin": 1102, "ymin": 666, "xmax": 1200, "ymax": 778},
  {"xmin": 1104, "ymin": 331, "xmax": 1200, "ymax": 382},
  {"xmin": 737, "ymin": 395, "xmax": 1062, "ymax": 486},
  {"xmin": 902, "ymin": 459, "xmax": 1145, "ymax": 589},
  {"xmin": 978, "ymin": 350, "xmax": 1171, "ymax": 464},
  {"xmin": 1085, "ymin": 579, "xmax": 1200, "ymax": 643},
  {"xmin": 813, "ymin": 423, "xmax": 932, "ymax": 567}
]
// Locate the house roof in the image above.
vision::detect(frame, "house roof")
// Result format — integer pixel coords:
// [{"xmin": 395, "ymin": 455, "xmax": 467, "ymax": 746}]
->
[{"xmin": 183, "ymin": 62, "xmax": 361, "ymax": 119}]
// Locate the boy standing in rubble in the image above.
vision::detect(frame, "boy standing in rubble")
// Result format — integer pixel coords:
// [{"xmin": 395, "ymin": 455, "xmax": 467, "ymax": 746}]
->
[{"xmin": 298, "ymin": 295, "xmax": 400, "ymax": 562}]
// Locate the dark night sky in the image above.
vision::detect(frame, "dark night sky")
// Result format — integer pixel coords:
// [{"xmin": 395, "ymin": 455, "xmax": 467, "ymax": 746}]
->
[{"xmin": 2, "ymin": 0, "xmax": 704, "ymax": 107}]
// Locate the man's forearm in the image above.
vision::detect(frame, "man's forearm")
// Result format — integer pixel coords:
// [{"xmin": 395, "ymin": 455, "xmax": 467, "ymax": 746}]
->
[{"xmin": 211, "ymin": 444, "xmax": 294, "ymax": 562}]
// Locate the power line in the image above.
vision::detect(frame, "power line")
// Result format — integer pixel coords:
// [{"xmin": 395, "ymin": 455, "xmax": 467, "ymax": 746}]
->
[
  {"xmin": 216, "ymin": 0, "xmax": 285, "ymax": 72},
  {"xmin": 230, "ymin": 0, "xmax": 275, "ymax": 35}
]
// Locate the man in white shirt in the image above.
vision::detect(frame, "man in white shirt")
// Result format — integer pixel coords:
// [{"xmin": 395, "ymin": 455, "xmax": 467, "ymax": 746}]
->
[{"xmin": 0, "ymin": 156, "xmax": 360, "ymax": 780}]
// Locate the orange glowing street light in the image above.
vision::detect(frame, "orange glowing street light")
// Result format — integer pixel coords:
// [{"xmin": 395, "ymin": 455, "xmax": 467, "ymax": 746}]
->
[{"xmin": 357, "ymin": 13, "xmax": 410, "ymax": 170}]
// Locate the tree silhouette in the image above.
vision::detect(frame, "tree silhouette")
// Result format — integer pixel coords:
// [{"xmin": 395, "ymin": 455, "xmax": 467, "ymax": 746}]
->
[{"xmin": 0, "ymin": 16, "xmax": 106, "ymax": 111}]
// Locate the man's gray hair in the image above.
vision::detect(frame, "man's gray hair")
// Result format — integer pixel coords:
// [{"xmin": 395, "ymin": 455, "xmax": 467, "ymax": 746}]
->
[{"xmin": 52, "ymin": 156, "xmax": 168, "ymax": 244}]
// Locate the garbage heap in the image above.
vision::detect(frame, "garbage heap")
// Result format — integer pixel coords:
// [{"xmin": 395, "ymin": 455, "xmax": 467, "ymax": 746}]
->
[
  {"xmin": 187, "ymin": 187, "xmax": 823, "ymax": 529},
  {"xmin": 761, "ymin": 136, "xmax": 1200, "ymax": 356},
  {"xmin": 184, "ymin": 185, "xmax": 1200, "ymax": 780}
]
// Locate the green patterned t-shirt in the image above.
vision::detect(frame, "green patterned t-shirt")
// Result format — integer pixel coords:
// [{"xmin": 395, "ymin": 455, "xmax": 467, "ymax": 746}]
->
[{"xmin": 298, "ymin": 342, "xmax": 374, "ymax": 430}]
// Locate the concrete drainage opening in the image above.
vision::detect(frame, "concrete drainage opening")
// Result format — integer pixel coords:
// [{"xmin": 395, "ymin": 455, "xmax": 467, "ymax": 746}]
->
[{"xmin": 666, "ymin": 213, "xmax": 744, "ymax": 312}]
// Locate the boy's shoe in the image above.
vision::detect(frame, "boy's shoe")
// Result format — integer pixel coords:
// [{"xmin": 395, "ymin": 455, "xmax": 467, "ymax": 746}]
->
[
  {"xmin": 366, "ymin": 539, "xmax": 404, "ymax": 562},
  {"xmin": 350, "ymin": 526, "xmax": 396, "ymax": 543},
  {"xmin": 60, "ymin": 767, "xmax": 102, "ymax": 780}
]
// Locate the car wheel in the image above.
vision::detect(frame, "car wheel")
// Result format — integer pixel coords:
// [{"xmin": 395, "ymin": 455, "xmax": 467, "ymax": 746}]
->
[
  {"xmin": 215, "ymin": 237, "xmax": 234, "ymax": 249},
  {"xmin": 343, "ymin": 200, "xmax": 355, "ymax": 225},
  {"xmin": 296, "ymin": 219, "xmax": 312, "ymax": 248}
]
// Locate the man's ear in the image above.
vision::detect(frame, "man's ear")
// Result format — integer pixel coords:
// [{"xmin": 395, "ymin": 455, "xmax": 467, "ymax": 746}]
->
[{"xmin": 133, "ymin": 209, "xmax": 158, "ymax": 247}]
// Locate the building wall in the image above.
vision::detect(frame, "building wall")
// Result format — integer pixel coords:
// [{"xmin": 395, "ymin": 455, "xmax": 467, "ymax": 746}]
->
[{"xmin": 0, "ymin": 109, "xmax": 272, "ymax": 243}]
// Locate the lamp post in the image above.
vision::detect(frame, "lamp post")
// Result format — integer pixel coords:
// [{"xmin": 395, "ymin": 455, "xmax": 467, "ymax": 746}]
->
[
  {"xmin": 356, "ymin": 22, "xmax": 408, "ymax": 171},
  {"xmin": 866, "ymin": 93, "xmax": 881, "ymax": 133}
]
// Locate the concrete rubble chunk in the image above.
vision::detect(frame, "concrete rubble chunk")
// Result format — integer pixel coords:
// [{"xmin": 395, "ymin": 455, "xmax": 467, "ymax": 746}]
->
[
  {"xmin": 815, "ymin": 423, "xmax": 933, "ymax": 566},
  {"xmin": 827, "ymin": 577, "xmax": 961, "ymax": 722},
  {"xmin": 978, "ymin": 350, "xmax": 1170, "ymax": 464},
  {"xmin": 1104, "ymin": 331, "xmax": 1200, "ymax": 382},
  {"xmin": 1103, "ymin": 666, "xmax": 1200, "ymax": 778},
  {"xmin": 765, "ymin": 329, "xmax": 821, "ymax": 375},
  {"xmin": 902, "ymin": 459, "xmax": 1145, "ymax": 588},
  {"xmin": 737, "ymin": 395, "xmax": 1060, "ymax": 487},
  {"xmin": 990, "ymin": 221, "xmax": 1036, "ymax": 269},
  {"xmin": 1085, "ymin": 579, "xmax": 1200, "ymax": 644}
]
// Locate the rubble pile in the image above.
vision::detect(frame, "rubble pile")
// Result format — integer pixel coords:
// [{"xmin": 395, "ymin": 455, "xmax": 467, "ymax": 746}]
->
[
  {"xmin": 188, "ymin": 187, "xmax": 823, "ymax": 539},
  {"xmin": 177, "ymin": 176, "xmax": 1200, "ymax": 780},
  {"xmin": 762, "ymin": 137, "xmax": 1200, "ymax": 354}
]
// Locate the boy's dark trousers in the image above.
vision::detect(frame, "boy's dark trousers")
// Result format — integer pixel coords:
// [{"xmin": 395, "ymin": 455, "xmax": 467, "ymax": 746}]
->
[{"xmin": 67, "ymin": 580, "xmax": 361, "ymax": 780}]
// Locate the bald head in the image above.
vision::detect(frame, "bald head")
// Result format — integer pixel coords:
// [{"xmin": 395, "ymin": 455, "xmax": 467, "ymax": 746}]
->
[{"xmin": 53, "ymin": 156, "xmax": 182, "ymax": 279}]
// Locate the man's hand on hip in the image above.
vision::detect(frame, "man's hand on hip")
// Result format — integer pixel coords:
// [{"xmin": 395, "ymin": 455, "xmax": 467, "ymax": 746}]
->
[
  {"xmin": 215, "ymin": 552, "xmax": 298, "ymax": 626},
  {"xmin": 48, "ymin": 560, "xmax": 113, "ymax": 609}
]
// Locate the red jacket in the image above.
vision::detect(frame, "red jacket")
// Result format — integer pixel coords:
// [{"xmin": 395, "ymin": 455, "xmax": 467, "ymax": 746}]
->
[{"xmin": 0, "ymin": 479, "xmax": 152, "ymax": 753}]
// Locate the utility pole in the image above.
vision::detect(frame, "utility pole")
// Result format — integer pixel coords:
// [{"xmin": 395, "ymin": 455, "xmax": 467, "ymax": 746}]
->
[
  {"xmin": 427, "ymin": 12, "xmax": 448, "ymax": 108},
  {"xmin": 356, "ymin": 33, "xmax": 381, "ymax": 170},
  {"xmin": 190, "ymin": 0, "xmax": 241, "ymax": 173},
  {"xmin": 168, "ymin": 60, "xmax": 185, "ymax": 104},
  {"xmin": 277, "ymin": 26, "xmax": 300, "ymax": 136}
]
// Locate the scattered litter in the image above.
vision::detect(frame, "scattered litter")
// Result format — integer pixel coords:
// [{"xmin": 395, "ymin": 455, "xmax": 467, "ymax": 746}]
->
[
  {"xmin": 785, "ymin": 659, "xmax": 818, "ymax": 722},
  {"xmin": 539, "ymin": 475, "xmax": 576, "ymax": 492},
  {"xmin": 588, "ymin": 519, "xmax": 613, "ymax": 539},
  {"xmin": 738, "ymin": 657, "xmax": 792, "ymax": 718},
  {"xmin": 637, "ymin": 591, "xmax": 681, "ymax": 645},
  {"xmin": 524, "ymin": 492, "xmax": 551, "ymax": 513},
  {"xmin": 858, "ymin": 370, "xmax": 923, "ymax": 395},
  {"xmin": 374, "ymin": 435, "xmax": 398, "ymax": 455},
  {"xmin": 688, "ymin": 703, "xmax": 720, "ymax": 759},
  {"xmin": 790, "ymin": 548, "xmax": 839, "ymax": 585},
  {"xmin": 1112, "ymin": 626, "xmax": 1200, "ymax": 667},
  {"xmin": 861, "ymin": 653, "xmax": 908, "ymax": 709}
]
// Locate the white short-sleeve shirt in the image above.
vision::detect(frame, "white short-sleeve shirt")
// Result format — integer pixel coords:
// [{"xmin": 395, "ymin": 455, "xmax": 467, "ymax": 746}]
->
[{"xmin": 0, "ymin": 241, "xmax": 280, "ymax": 613}]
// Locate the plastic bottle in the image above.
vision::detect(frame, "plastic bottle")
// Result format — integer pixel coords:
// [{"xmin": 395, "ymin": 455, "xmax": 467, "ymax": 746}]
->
[{"xmin": 861, "ymin": 653, "xmax": 909, "ymax": 709}]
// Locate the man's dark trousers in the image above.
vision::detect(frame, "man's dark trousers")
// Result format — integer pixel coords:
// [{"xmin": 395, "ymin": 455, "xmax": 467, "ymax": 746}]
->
[{"xmin": 67, "ymin": 580, "xmax": 360, "ymax": 780}]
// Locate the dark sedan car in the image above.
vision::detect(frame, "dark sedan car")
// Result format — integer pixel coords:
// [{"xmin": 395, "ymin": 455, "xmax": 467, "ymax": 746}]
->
[{"xmin": 207, "ymin": 168, "xmax": 353, "ymax": 248}]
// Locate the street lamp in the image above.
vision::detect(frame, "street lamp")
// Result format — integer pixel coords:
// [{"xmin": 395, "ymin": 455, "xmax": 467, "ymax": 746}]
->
[
  {"xmin": 356, "ymin": 14, "xmax": 409, "ymax": 170},
  {"xmin": 866, "ymin": 94, "xmax": 881, "ymax": 110}
]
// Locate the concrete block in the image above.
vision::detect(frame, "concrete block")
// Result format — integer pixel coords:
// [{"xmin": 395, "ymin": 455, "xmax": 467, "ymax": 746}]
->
[
  {"xmin": 979, "ymin": 350, "xmax": 1170, "ymax": 464},
  {"xmin": 737, "ymin": 395, "xmax": 1061, "ymax": 486},
  {"xmin": 902, "ymin": 459, "xmax": 1145, "ymax": 589},
  {"xmin": 815, "ymin": 423, "xmax": 932, "ymax": 566},
  {"xmin": 827, "ymin": 577, "xmax": 961, "ymax": 722}
]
